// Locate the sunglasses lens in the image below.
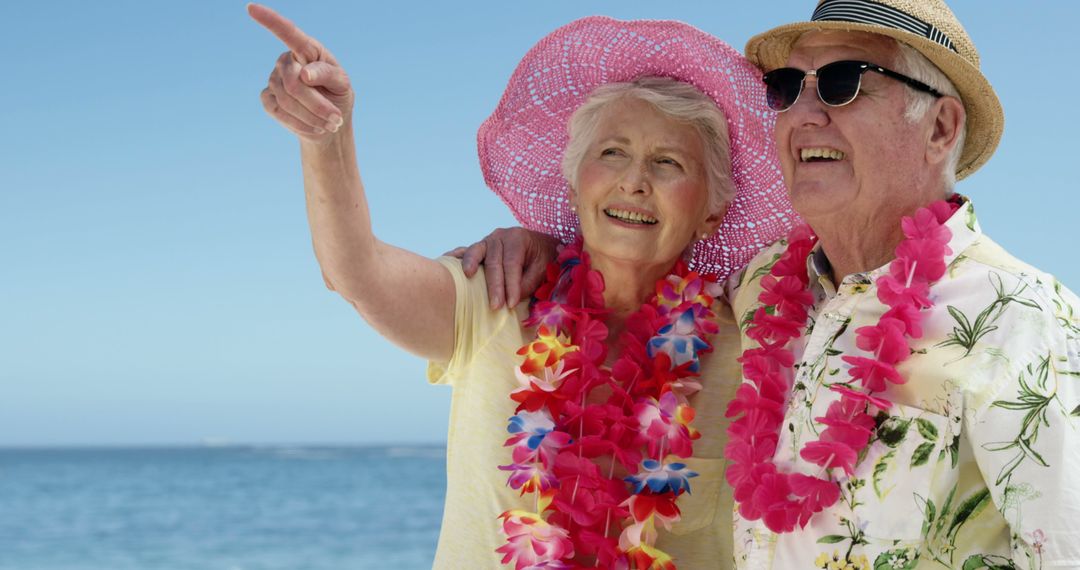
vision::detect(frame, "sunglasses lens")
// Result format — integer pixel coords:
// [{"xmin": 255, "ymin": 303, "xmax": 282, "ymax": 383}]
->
[
  {"xmin": 817, "ymin": 61, "xmax": 865, "ymax": 106},
  {"xmin": 763, "ymin": 68, "xmax": 805, "ymax": 111}
]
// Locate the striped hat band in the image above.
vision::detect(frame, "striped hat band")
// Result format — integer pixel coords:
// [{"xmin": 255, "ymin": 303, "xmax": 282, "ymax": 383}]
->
[{"xmin": 812, "ymin": 0, "xmax": 956, "ymax": 53}]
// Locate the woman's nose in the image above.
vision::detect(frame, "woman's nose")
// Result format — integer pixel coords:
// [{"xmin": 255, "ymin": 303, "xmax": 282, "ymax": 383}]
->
[{"xmin": 619, "ymin": 162, "xmax": 652, "ymax": 195}]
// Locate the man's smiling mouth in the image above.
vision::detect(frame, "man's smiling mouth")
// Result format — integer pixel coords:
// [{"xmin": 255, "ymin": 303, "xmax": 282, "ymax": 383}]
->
[{"xmin": 800, "ymin": 148, "xmax": 846, "ymax": 162}]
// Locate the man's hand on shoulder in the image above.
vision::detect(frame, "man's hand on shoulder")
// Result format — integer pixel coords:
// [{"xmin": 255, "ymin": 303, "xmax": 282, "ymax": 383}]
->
[{"xmin": 447, "ymin": 227, "xmax": 559, "ymax": 309}]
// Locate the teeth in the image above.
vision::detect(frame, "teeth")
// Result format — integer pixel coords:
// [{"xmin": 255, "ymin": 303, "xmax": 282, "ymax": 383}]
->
[
  {"xmin": 800, "ymin": 148, "xmax": 846, "ymax": 162},
  {"xmin": 604, "ymin": 208, "xmax": 658, "ymax": 225}
]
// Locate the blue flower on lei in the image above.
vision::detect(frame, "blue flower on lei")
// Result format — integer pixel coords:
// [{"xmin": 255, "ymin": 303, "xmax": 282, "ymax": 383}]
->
[
  {"xmin": 647, "ymin": 308, "xmax": 709, "ymax": 372},
  {"xmin": 505, "ymin": 411, "xmax": 572, "ymax": 467},
  {"xmin": 507, "ymin": 410, "xmax": 556, "ymax": 448},
  {"xmin": 625, "ymin": 459, "xmax": 698, "ymax": 495}
]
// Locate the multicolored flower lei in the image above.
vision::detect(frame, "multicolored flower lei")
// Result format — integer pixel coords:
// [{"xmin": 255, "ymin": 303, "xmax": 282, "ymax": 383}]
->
[
  {"xmin": 497, "ymin": 241, "xmax": 720, "ymax": 569},
  {"xmin": 723, "ymin": 199, "xmax": 960, "ymax": 533}
]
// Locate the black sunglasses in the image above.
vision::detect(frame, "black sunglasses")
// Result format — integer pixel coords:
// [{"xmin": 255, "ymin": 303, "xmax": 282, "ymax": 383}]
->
[{"xmin": 763, "ymin": 60, "xmax": 943, "ymax": 112}]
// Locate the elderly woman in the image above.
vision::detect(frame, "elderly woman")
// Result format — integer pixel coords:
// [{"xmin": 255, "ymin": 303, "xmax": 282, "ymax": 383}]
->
[{"xmin": 250, "ymin": 5, "xmax": 794, "ymax": 569}]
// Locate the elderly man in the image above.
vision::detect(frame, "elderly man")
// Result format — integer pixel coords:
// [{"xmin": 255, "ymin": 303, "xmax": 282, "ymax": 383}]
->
[{"xmin": 461, "ymin": 0, "xmax": 1080, "ymax": 567}]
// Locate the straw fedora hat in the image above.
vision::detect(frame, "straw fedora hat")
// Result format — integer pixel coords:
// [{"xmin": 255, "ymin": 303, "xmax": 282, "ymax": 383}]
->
[{"xmin": 745, "ymin": 0, "xmax": 1004, "ymax": 180}]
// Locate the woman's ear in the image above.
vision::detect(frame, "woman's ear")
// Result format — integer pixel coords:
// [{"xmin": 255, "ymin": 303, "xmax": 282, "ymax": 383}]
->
[{"xmin": 697, "ymin": 201, "xmax": 729, "ymax": 239}]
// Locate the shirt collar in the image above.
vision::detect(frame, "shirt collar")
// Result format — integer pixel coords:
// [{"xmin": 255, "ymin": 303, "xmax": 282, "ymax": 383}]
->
[
  {"xmin": 805, "ymin": 195, "xmax": 982, "ymax": 297},
  {"xmin": 807, "ymin": 244, "xmax": 838, "ymax": 298}
]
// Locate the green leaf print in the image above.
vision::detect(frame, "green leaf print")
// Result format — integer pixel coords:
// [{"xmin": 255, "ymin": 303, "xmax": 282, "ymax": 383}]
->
[
  {"xmin": 938, "ymin": 434, "xmax": 959, "ymax": 468},
  {"xmin": 1017, "ymin": 437, "xmax": 1048, "ymax": 467},
  {"xmin": 911, "ymin": 442, "xmax": 935, "ymax": 467},
  {"xmin": 948, "ymin": 253, "xmax": 968, "ymax": 278},
  {"xmin": 995, "ymin": 452, "xmax": 1025, "ymax": 487},
  {"xmin": 915, "ymin": 418, "xmax": 939, "ymax": 440},
  {"xmin": 877, "ymin": 417, "xmax": 910, "ymax": 447},
  {"xmin": 1001, "ymin": 482, "xmax": 1042, "ymax": 513},
  {"xmin": 987, "ymin": 354, "xmax": 1060, "ymax": 484},
  {"xmin": 981, "ymin": 441, "xmax": 1016, "ymax": 452},
  {"xmin": 933, "ymin": 485, "xmax": 958, "ymax": 538},
  {"xmin": 990, "ymin": 400, "xmax": 1040, "ymax": 411},
  {"xmin": 915, "ymin": 494, "xmax": 935, "ymax": 538},
  {"xmin": 938, "ymin": 305, "xmax": 999, "ymax": 357},
  {"xmin": 1033, "ymin": 354, "xmax": 1052, "ymax": 391},
  {"xmin": 873, "ymin": 450, "xmax": 896, "ymax": 498},
  {"xmin": 965, "ymin": 206, "xmax": 977, "ymax": 232},
  {"xmin": 1071, "ymin": 404, "xmax": 1080, "ymax": 417},
  {"xmin": 960, "ymin": 554, "xmax": 1017, "ymax": 570},
  {"xmin": 745, "ymin": 253, "xmax": 781, "ymax": 286},
  {"xmin": 937, "ymin": 274, "xmax": 1041, "ymax": 357},
  {"xmin": 947, "ymin": 489, "xmax": 991, "ymax": 542},
  {"xmin": 873, "ymin": 548, "xmax": 918, "ymax": 570},
  {"xmin": 816, "ymin": 534, "xmax": 847, "ymax": 544},
  {"xmin": 739, "ymin": 307, "xmax": 757, "ymax": 332},
  {"xmin": 1049, "ymin": 281, "xmax": 1078, "ymax": 333}
]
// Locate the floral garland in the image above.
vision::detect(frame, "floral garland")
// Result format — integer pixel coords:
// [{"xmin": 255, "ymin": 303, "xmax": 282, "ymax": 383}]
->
[
  {"xmin": 496, "ymin": 241, "xmax": 721, "ymax": 569},
  {"xmin": 724, "ymin": 199, "xmax": 960, "ymax": 533}
]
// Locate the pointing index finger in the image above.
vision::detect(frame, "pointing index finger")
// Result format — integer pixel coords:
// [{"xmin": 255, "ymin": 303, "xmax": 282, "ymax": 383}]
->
[{"xmin": 247, "ymin": 3, "xmax": 322, "ymax": 64}]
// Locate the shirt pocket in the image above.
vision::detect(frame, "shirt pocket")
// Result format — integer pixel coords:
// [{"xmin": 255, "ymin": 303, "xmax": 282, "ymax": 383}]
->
[
  {"xmin": 851, "ymin": 402, "xmax": 950, "ymax": 541},
  {"xmin": 668, "ymin": 456, "xmax": 726, "ymax": 535}
]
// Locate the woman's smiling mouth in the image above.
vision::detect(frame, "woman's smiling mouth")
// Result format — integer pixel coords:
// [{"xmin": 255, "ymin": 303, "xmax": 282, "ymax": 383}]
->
[{"xmin": 603, "ymin": 208, "xmax": 658, "ymax": 225}]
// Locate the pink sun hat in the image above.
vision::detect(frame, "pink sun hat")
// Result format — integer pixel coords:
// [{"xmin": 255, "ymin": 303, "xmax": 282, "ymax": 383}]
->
[{"xmin": 477, "ymin": 16, "xmax": 799, "ymax": 281}]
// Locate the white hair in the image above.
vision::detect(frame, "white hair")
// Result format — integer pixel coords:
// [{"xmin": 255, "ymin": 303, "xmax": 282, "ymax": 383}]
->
[
  {"xmin": 560, "ymin": 77, "xmax": 733, "ymax": 214},
  {"xmin": 893, "ymin": 41, "xmax": 967, "ymax": 192}
]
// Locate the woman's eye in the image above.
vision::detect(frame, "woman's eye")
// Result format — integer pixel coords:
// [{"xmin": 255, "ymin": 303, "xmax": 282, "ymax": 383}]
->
[
  {"xmin": 656, "ymin": 157, "xmax": 682, "ymax": 168},
  {"xmin": 600, "ymin": 148, "xmax": 623, "ymax": 157}
]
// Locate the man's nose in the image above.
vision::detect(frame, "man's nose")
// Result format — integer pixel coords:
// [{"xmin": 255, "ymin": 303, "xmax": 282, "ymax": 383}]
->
[{"xmin": 784, "ymin": 75, "xmax": 830, "ymax": 125}]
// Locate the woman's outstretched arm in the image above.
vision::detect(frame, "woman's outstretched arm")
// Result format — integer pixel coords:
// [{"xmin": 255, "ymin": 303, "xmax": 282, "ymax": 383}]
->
[{"xmin": 250, "ymin": 3, "xmax": 455, "ymax": 362}]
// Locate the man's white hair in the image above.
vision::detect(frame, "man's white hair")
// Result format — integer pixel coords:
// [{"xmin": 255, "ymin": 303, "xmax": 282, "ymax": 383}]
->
[
  {"xmin": 560, "ymin": 76, "xmax": 733, "ymax": 215},
  {"xmin": 894, "ymin": 41, "xmax": 967, "ymax": 192}
]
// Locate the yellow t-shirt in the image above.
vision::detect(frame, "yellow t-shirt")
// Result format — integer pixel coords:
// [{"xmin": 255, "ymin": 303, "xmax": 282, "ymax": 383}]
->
[{"xmin": 427, "ymin": 257, "xmax": 743, "ymax": 569}]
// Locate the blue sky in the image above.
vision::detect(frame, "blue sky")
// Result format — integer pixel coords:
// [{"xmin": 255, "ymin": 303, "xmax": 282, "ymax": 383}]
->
[{"xmin": 3, "ymin": 1, "xmax": 1076, "ymax": 446}]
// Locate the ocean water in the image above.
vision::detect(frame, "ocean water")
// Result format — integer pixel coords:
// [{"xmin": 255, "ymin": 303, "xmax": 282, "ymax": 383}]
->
[{"xmin": 0, "ymin": 446, "xmax": 447, "ymax": 570}]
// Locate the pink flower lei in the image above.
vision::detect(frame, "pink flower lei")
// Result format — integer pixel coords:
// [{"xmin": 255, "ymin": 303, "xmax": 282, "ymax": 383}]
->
[
  {"xmin": 497, "ymin": 241, "xmax": 720, "ymax": 569},
  {"xmin": 723, "ymin": 199, "xmax": 960, "ymax": 533}
]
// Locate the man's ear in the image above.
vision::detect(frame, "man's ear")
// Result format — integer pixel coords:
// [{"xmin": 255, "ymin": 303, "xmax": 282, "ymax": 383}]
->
[{"xmin": 927, "ymin": 95, "xmax": 966, "ymax": 167}]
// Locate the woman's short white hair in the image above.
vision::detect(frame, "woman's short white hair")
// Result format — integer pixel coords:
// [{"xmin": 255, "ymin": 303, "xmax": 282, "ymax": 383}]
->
[
  {"xmin": 560, "ymin": 76, "xmax": 733, "ymax": 214},
  {"xmin": 894, "ymin": 42, "xmax": 966, "ymax": 192}
]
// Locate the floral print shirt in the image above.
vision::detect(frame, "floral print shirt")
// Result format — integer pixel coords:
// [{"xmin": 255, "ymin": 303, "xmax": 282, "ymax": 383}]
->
[{"xmin": 728, "ymin": 199, "xmax": 1080, "ymax": 569}]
